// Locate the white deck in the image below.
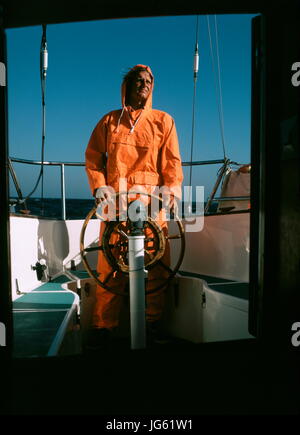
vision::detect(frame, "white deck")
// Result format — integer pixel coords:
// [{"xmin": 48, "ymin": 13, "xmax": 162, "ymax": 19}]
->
[{"xmin": 10, "ymin": 211, "xmax": 251, "ymax": 353}]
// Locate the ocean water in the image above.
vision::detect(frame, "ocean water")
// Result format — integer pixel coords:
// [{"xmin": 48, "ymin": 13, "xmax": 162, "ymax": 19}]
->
[
  {"xmin": 11, "ymin": 197, "xmax": 216, "ymax": 219},
  {"xmin": 12, "ymin": 198, "xmax": 96, "ymax": 220}
]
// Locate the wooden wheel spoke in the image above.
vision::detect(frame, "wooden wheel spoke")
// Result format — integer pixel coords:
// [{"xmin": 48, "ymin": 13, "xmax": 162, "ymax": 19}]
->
[
  {"xmin": 84, "ymin": 246, "xmax": 102, "ymax": 252},
  {"xmin": 114, "ymin": 228, "xmax": 129, "ymax": 238},
  {"xmin": 166, "ymin": 234, "xmax": 182, "ymax": 240}
]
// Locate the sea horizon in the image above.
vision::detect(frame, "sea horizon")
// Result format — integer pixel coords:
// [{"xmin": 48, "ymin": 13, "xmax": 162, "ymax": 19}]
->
[{"xmin": 10, "ymin": 196, "xmax": 212, "ymax": 220}]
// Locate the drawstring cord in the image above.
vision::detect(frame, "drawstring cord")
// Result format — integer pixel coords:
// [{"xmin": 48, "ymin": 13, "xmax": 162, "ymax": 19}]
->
[
  {"xmin": 128, "ymin": 110, "xmax": 143, "ymax": 134},
  {"xmin": 115, "ymin": 106, "xmax": 143, "ymax": 134}
]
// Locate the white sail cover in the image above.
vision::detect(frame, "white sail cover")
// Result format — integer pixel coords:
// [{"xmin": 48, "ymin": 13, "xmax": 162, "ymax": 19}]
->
[{"xmin": 218, "ymin": 165, "xmax": 251, "ymax": 212}]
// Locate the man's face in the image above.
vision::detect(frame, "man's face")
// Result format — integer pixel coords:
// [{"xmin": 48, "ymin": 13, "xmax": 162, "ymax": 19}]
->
[{"xmin": 129, "ymin": 71, "xmax": 152, "ymax": 105}]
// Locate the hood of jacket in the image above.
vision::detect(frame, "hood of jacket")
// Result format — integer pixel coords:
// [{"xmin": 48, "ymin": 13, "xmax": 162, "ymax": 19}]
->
[{"xmin": 121, "ymin": 64, "xmax": 154, "ymax": 111}]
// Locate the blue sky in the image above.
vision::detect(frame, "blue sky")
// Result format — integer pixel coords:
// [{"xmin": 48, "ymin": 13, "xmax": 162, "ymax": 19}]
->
[{"xmin": 7, "ymin": 14, "xmax": 257, "ymax": 199}]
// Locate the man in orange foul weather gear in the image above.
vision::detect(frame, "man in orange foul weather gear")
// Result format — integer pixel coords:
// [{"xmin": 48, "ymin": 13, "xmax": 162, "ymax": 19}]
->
[{"xmin": 85, "ymin": 64, "xmax": 183, "ymax": 348}]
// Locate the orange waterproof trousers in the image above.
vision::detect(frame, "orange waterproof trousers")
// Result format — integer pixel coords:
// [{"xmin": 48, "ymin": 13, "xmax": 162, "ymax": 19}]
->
[{"xmin": 92, "ymin": 215, "xmax": 170, "ymax": 329}]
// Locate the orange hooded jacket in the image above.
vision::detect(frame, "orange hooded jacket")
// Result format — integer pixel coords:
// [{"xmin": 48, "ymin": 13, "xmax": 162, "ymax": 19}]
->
[{"xmin": 85, "ymin": 64, "xmax": 183, "ymax": 199}]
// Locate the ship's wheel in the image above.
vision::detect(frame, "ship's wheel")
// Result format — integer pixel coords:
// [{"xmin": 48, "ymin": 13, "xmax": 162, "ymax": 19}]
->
[{"xmin": 80, "ymin": 191, "xmax": 185, "ymax": 295}]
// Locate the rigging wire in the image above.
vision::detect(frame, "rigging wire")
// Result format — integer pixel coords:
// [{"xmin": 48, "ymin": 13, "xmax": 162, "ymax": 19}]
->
[
  {"xmin": 187, "ymin": 15, "xmax": 199, "ymax": 213},
  {"xmin": 11, "ymin": 24, "xmax": 48, "ymax": 207},
  {"xmin": 203, "ymin": 15, "xmax": 230, "ymax": 213},
  {"xmin": 214, "ymin": 16, "xmax": 226, "ymax": 160},
  {"xmin": 40, "ymin": 24, "xmax": 48, "ymax": 214},
  {"xmin": 207, "ymin": 15, "xmax": 227, "ymax": 161}
]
